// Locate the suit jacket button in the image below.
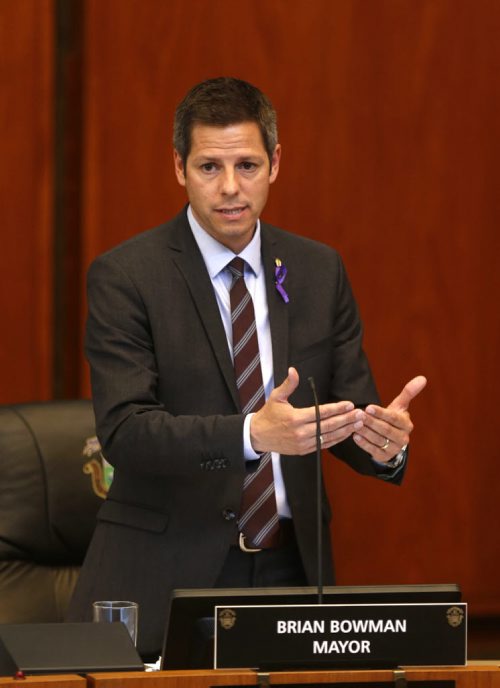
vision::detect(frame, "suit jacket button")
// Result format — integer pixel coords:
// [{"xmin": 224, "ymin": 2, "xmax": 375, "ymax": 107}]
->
[{"xmin": 222, "ymin": 509, "xmax": 236, "ymax": 521}]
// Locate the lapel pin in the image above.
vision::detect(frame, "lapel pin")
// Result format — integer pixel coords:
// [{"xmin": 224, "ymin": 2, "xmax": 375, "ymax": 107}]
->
[{"xmin": 274, "ymin": 258, "xmax": 289, "ymax": 303}]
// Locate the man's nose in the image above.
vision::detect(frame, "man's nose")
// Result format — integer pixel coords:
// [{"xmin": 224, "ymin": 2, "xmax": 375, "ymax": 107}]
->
[{"xmin": 220, "ymin": 168, "xmax": 239, "ymax": 195}]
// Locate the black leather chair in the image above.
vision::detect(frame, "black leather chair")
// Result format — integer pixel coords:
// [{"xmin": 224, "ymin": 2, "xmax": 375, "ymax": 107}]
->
[{"xmin": 0, "ymin": 400, "xmax": 104, "ymax": 623}]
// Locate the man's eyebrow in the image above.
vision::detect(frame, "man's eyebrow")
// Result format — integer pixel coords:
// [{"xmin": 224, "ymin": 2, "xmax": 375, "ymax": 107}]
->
[
  {"xmin": 190, "ymin": 154, "xmax": 221, "ymax": 163},
  {"xmin": 192, "ymin": 153, "xmax": 264, "ymax": 162}
]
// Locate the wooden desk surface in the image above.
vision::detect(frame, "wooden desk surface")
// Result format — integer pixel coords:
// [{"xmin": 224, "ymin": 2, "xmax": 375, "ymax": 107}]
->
[
  {"xmin": 0, "ymin": 676, "xmax": 85, "ymax": 688},
  {"xmin": 86, "ymin": 665, "xmax": 500, "ymax": 688},
  {"xmin": 1, "ymin": 664, "xmax": 498, "ymax": 688}
]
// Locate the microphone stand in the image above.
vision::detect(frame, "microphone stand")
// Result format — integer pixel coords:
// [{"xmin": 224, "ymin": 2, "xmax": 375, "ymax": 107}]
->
[{"xmin": 308, "ymin": 377, "xmax": 323, "ymax": 604}]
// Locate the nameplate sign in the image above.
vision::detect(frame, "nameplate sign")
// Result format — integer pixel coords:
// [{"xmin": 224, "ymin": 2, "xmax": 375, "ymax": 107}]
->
[{"xmin": 214, "ymin": 603, "xmax": 467, "ymax": 670}]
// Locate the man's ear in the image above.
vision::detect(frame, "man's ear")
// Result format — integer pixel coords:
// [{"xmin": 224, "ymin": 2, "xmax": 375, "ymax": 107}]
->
[
  {"xmin": 269, "ymin": 144, "xmax": 281, "ymax": 184},
  {"xmin": 173, "ymin": 149, "xmax": 186, "ymax": 186}
]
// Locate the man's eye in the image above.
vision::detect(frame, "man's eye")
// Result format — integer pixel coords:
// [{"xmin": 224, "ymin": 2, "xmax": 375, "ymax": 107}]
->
[
  {"xmin": 239, "ymin": 162, "xmax": 256, "ymax": 171},
  {"xmin": 201, "ymin": 163, "xmax": 217, "ymax": 172}
]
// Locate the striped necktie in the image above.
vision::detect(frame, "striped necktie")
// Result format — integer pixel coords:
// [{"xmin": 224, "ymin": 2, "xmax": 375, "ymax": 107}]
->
[{"xmin": 228, "ymin": 257, "xmax": 280, "ymax": 549}]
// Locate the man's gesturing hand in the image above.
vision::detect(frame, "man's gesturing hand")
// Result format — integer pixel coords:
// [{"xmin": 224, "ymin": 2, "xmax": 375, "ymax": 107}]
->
[
  {"xmin": 250, "ymin": 367, "xmax": 359, "ymax": 456},
  {"xmin": 352, "ymin": 375, "xmax": 427, "ymax": 462}
]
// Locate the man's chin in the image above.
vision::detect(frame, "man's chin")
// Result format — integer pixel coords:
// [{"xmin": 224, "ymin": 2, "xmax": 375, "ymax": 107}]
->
[{"xmin": 207, "ymin": 221, "xmax": 257, "ymax": 251}]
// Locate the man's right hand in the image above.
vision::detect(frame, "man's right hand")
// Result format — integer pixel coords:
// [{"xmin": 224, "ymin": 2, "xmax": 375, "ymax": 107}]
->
[{"xmin": 250, "ymin": 367, "xmax": 359, "ymax": 456}]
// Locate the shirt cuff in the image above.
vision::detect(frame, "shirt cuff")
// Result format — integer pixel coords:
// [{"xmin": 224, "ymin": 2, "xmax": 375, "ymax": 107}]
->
[{"xmin": 243, "ymin": 413, "xmax": 261, "ymax": 461}]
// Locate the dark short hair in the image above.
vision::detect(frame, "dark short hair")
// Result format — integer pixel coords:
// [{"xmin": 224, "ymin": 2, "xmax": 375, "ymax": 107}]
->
[{"xmin": 173, "ymin": 77, "xmax": 278, "ymax": 167}]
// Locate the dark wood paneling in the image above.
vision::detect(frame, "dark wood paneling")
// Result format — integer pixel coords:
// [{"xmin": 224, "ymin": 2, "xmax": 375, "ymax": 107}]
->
[
  {"xmin": 0, "ymin": 0, "xmax": 54, "ymax": 402},
  {"xmin": 53, "ymin": 0, "xmax": 85, "ymax": 398},
  {"xmin": 78, "ymin": 0, "xmax": 500, "ymax": 614}
]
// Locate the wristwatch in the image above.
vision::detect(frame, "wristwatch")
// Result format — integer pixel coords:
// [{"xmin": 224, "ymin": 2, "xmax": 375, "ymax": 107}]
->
[{"xmin": 384, "ymin": 444, "xmax": 408, "ymax": 468}]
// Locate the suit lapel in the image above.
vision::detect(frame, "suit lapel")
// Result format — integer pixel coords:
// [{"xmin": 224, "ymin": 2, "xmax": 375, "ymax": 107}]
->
[
  {"xmin": 166, "ymin": 213, "xmax": 241, "ymax": 410},
  {"xmin": 166, "ymin": 213, "xmax": 290, "ymax": 409},
  {"xmin": 261, "ymin": 225, "xmax": 289, "ymax": 387}
]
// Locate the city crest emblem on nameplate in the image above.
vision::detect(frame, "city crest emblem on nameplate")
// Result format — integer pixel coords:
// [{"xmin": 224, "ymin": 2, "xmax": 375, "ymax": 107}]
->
[
  {"xmin": 446, "ymin": 606, "xmax": 464, "ymax": 627},
  {"xmin": 218, "ymin": 608, "xmax": 237, "ymax": 630}
]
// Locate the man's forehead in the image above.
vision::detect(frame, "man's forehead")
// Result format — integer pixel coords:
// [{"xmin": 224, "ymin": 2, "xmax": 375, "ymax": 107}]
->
[{"xmin": 188, "ymin": 121, "xmax": 267, "ymax": 155}]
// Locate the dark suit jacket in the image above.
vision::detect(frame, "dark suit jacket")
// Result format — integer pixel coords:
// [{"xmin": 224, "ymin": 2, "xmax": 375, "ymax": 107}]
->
[{"xmin": 67, "ymin": 209, "xmax": 404, "ymax": 657}]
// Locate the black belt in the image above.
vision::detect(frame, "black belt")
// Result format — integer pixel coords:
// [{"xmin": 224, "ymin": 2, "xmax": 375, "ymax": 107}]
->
[{"xmin": 234, "ymin": 519, "xmax": 296, "ymax": 553}]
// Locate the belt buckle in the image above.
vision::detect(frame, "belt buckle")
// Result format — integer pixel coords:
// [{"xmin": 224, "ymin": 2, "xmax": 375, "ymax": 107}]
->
[{"xmin": 239, "ymin": 532, "xmax": 262, "ymax": 553}]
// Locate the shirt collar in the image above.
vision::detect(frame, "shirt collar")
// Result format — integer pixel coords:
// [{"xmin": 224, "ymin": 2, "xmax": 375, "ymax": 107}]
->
[{"xmin": 187, "ymin": 205, "xmax": 262, "ymax": 279}]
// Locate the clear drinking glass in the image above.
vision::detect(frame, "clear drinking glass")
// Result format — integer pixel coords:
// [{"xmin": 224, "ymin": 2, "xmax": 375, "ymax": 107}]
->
[{"xmin": 92, "ymin": 600, "xmax": 139, "ymax": 645}]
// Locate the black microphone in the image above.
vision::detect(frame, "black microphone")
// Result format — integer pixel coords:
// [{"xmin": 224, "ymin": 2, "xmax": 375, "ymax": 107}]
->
[{"xmin": 308, "ymin": 376, "xmax": 323, "ymax": 604}]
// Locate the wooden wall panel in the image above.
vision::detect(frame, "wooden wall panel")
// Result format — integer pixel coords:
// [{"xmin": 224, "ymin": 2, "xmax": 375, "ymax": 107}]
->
[
  {"xmin": 0, "ymin": 0, "xmax": 54, "ymax": 402},
  {"xmin": 79, "ymin": 0, "xmax": 500, "ymax": 614}
]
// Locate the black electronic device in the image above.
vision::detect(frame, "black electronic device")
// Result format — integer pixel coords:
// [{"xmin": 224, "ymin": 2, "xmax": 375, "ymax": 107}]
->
[
  {"xmin": 0, "ymin": 622, "xmax": 144, "ymax": 676},
  {"xmin": 161, "ymin": 583, "xmax": 461, "ymax": 670}
]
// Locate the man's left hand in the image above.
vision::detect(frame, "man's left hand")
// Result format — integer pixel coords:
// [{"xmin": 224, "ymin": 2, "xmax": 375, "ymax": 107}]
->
[{"xmin": 352, "ymin": 375, "xmax": 427, "ymax": 462}]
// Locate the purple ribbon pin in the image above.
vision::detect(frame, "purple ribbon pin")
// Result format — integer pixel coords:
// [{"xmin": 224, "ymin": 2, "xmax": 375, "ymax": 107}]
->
[{"xmin": 274, "ymin": 258, "xmax": 289, "ymax": 303}]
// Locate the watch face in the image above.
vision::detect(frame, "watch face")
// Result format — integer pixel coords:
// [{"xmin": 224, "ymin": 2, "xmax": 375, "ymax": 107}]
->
[{"xmin": 387, "ymin": 447, "xmax": 406, "ymax": 468}]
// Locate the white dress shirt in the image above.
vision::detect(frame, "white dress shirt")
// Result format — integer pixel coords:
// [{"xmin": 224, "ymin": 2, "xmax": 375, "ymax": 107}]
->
[{"xmin": 187, "ymin": 206, "xmax": 292, "ymax": 518}]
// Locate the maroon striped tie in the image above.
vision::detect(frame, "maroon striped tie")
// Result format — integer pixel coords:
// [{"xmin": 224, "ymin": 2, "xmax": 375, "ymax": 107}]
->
[{"xmin": 228, "ymin": 257, "xmax": 280, "ymax": 549}]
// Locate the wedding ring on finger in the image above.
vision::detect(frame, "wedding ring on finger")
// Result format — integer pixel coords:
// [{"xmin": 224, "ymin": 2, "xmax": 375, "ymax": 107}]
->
[
  {"xmin": 319, "ymin": 435, "xmax": 324, "ymax": 446},
  {"xmin": 381, "ymin": 437, "xmax": 390, "ymax": 451}
]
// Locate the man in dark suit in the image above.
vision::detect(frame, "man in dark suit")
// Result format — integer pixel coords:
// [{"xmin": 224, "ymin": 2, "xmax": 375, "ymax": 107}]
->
[{"xmin": 68, "ymin": 77, "xmax": 426, "ymax": 658}]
